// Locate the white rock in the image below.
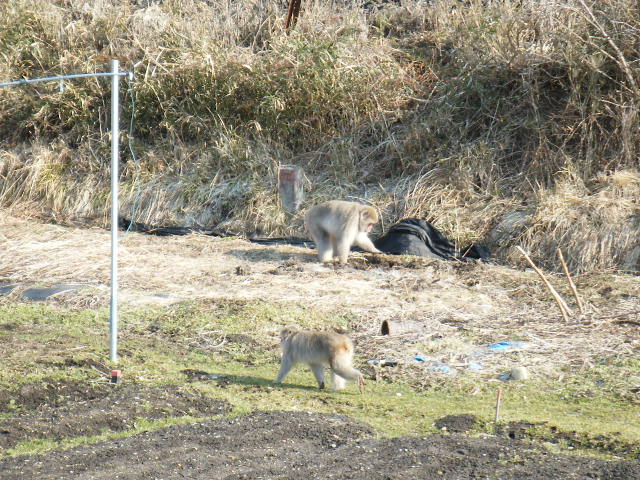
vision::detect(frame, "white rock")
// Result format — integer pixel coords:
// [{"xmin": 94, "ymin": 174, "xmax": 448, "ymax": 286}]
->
[{"xmin": 510, "ymin": 366, "xmax": 529, "ymax": 381}]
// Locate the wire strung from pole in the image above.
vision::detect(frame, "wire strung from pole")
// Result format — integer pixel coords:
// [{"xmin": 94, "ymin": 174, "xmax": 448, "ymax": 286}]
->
[{"xmin": 123, "ymin": 73, "xmax": 144, "ymax": 234}]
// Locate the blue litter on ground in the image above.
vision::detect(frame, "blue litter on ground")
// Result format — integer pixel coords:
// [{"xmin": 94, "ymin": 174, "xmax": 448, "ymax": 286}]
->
[{"xmin": 487, "ymin": 341, "xmax": 528, "ymax": 351}]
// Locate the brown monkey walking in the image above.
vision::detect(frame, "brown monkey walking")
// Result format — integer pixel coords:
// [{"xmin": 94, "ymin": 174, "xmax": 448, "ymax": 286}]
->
[
  {"xmin": 305, "ymin": 200, "xmax": 381, "ymax": 264},
  {"xmin": 274, "ymin": 328, "xmax": 365, "ymax": 393}
]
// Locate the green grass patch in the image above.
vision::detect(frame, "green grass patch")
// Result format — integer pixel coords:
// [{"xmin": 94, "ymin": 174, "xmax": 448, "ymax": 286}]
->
[
  {"xmin": 6, "ymin": 415, "xmax": 207, "ymax": 457},
  {"xmin": 1, "ymin": 300, "xmax": 638, "ymax": 459}
]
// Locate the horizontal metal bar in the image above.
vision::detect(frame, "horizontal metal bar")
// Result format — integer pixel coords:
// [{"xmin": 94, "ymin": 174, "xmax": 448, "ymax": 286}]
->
[{"xmin": 0, "ymin": 71, "xmax": 133, "ymax": 88}]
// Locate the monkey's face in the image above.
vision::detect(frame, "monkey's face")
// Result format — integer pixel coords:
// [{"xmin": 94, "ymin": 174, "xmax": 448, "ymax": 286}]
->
[
  {"xmin": 359, "ymin": 208, "xmax": 379, "ymax": 233},
  {"xmin": 280, "ymin": 328, "xmax": 296, "ymax": 343}
]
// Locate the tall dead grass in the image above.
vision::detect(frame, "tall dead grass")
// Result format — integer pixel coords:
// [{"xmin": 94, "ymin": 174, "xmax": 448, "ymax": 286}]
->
[{"xmin": 0, "ymin": 0, "xmax": 638, "ymax": 272}]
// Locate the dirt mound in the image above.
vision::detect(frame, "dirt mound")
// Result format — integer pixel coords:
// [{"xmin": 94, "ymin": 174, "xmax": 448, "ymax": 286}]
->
[
  {"xmin": 0, "ymin": 383, "xmax": 229, "ymax": 450},
  {"xmin": 0, "ymin": 378, "xmax": 113, "ymax": 412},
  {"xmin": 434, "ymin": 414, "xmax": 479, "ymax": 433},
  {"xmin": 1, "ymin": 411, "xmax": 638, "ymax": 479}
]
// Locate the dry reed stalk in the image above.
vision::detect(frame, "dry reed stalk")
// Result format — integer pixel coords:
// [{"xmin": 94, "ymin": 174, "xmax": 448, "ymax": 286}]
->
[
  {"xmin": 516, "ymin": 246, "xmax": 572, "ymax": 322},
  {"xmin": 576, "ymin": 0, "xmax": 639, "ymax": 96},
  {"xmin": 557, "ymin": 248, "xmax": 585, "ymax": 314}
]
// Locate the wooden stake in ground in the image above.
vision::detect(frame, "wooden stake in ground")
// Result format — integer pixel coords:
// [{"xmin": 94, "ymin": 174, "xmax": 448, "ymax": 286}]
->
[
  {"xmin": 284, "ymin": 0, "xmax": 302, "ymax": 30},
  {"xmin": 557, "ymin": 248, "xmax": 585, "ymax": 314},
  {"xmin": 516, "ymin": 246, "xmax": 573, "ymax": 322},
  {"xmin": 495, "ymin": 389, "xmax": 503, "ymax": 422}
]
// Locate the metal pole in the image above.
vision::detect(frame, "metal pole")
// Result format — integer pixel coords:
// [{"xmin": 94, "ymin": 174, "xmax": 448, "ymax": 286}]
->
[
  {"xmin": 109, "ymin": 59, "xmax": 120, "ymax": 363},
  {"xmin": 2, "ymin": 65, "xmax": 132, "ymax": 365}
]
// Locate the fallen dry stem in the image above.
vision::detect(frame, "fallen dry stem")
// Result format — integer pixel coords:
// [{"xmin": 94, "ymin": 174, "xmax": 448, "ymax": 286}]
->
[
  {"xmin": 557, "ymin": 248, "xmax": 585, "ymax": 314},
  {"xmin": 516, "ymin": 246, "xmax": 572, "ymax": 322}
]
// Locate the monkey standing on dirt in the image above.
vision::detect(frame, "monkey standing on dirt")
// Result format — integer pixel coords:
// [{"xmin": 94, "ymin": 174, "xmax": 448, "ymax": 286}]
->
[
  {"xmin": 274, "ymin": 328, "xmax": 365, "ymax": 393},
  {"xmin": 305, "ymin": 200, "xmax": 382, "ymax": 264}
]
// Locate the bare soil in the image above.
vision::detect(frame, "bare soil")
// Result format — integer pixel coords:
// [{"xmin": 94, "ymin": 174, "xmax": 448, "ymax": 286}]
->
[
  {"xmin": 0, "ymin": 382, "xmax": 229, "ymax": 451},
  {"xmin": 0, "ymin": 214, "xmax": 639, "ymax": 478},
  {"xmin": 1, "ymin": 407, "xmax": 639, "ymax": 479}
]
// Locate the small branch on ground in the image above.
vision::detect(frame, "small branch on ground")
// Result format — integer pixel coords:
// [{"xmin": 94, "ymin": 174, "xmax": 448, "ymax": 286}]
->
[
  {"xmin": 615, "ymin": 320, "xmax": 640, "ymax": 327},
  {"xmin": 516, "ymin": 246, "xmax": 572, "ymax": 322},
  {"xmin": 557, "ymin": 248, "xmax": 585, "ymax": 315}
]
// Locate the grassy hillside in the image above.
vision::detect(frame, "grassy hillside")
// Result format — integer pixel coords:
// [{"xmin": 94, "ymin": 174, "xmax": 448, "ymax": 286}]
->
[{"xmin": 0, "ymin": 0, "xmax": 638, "ymax": 272}]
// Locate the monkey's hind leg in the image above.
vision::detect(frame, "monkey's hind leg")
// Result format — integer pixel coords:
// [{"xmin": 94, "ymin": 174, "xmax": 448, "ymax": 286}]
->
[
  {"xmin": 331, "ymin": 363, "xmax": 366, "ymax": 393},
  {"xmin": 309, "ymin": 363, "xmax": 326, "ymax": 389},
  {"xmin": 311, "ymin": 229, "xmax": 334, "ymax": 262},
  {"xmin": 331, "ymin": 372, "xmax": 347, "ymax": 390},
  {"xmin": 331, "ymin": 234, "xmax": 339, "ymax": 261},
  {"xmin": 335, "ymin": 236, "xmax": 354, "ymax": 264}
]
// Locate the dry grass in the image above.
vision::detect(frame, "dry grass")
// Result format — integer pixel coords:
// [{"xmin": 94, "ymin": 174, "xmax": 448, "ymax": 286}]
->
[
  {"xmin": 0, "ymin": 0, "xmax": 639, "ymax": 272},
  {"xmin": 1, "ymin": 212, "xmax": 638, "ymax": 397},
  {"xmin": 514, "ymin": 169, "xmax": 640, "ymax": 273}
]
